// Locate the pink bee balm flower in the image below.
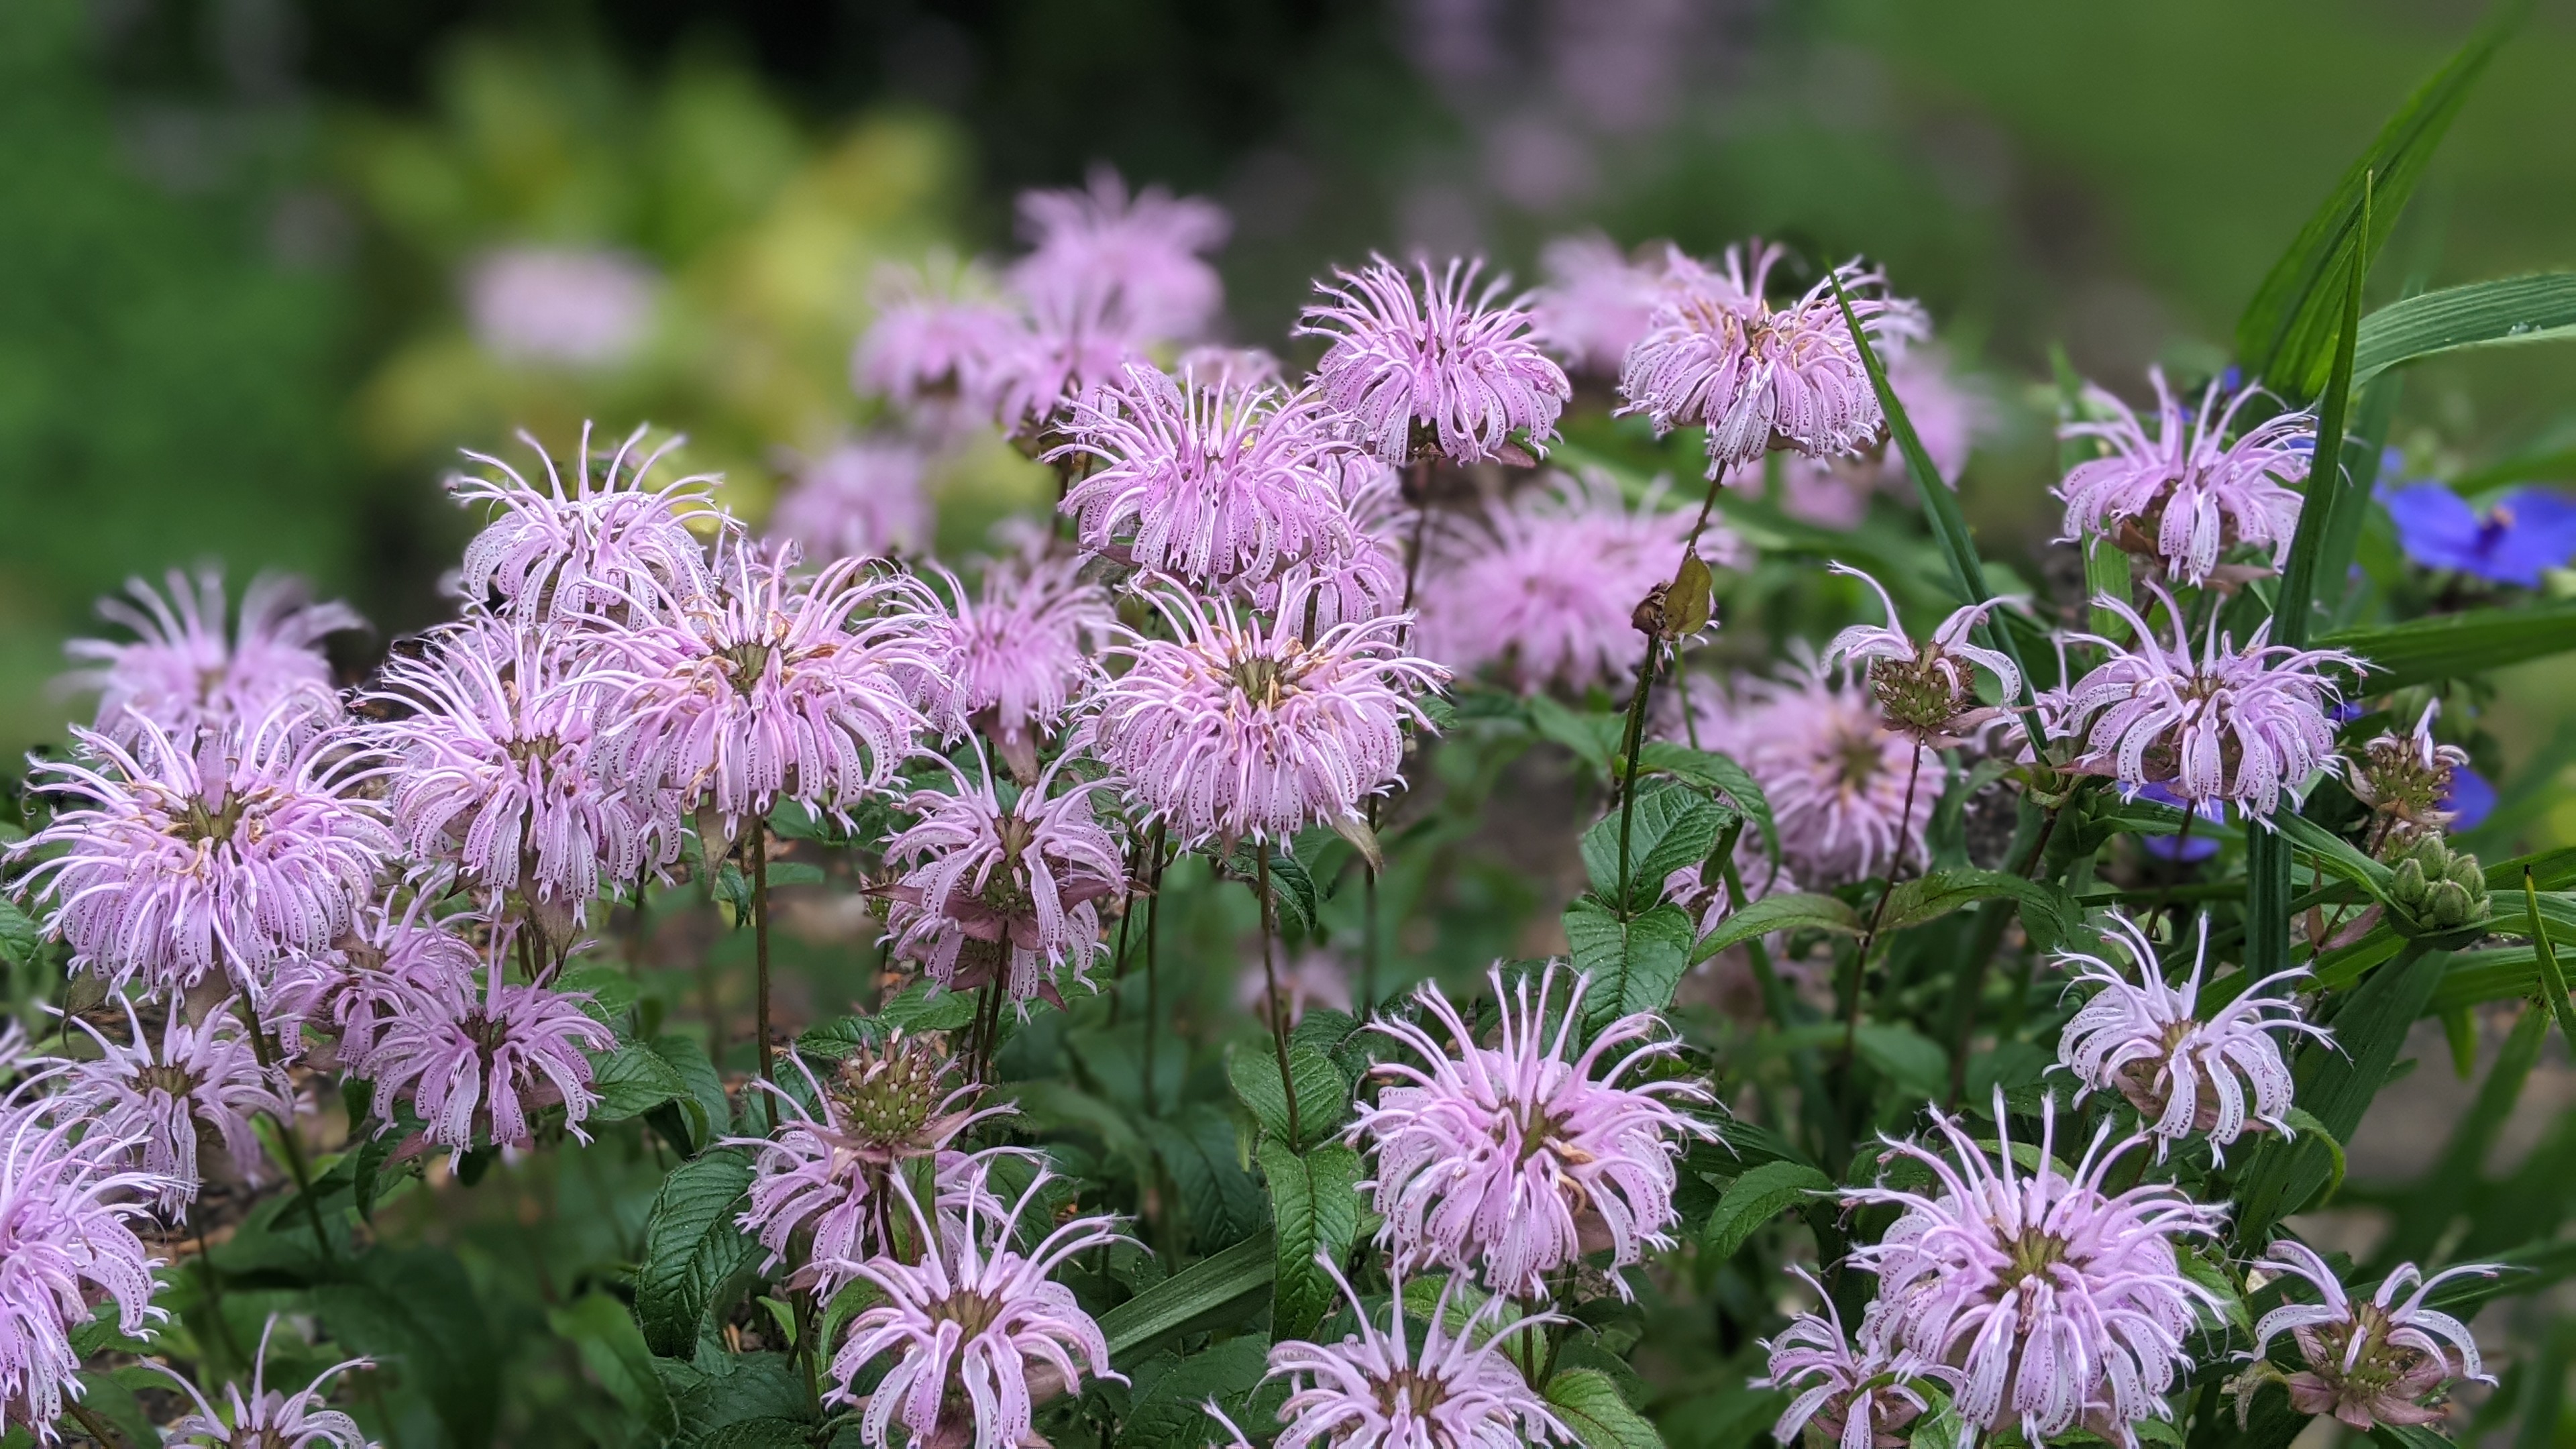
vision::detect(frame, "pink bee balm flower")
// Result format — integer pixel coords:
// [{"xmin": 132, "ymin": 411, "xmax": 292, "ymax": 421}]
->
[
  {"xmin": 2058, "ymin": 913, "xmax": 2326, "ymax": 1163},
  {"xmin": 1079, "ymin": 580, "xmax": 1447, "ymax": 848},
  {"xmin": 1819, "ymin": 564, "xmax": 2024, "ymax": 741},
  {"xmin": 2059, "ymin": 369, "xmax": 2311, "ymax": 586},
  {"xmin": 0, "ymin": 1087, "xmax": 170, "ymax": 1441},
  {"xmin": 2245, "ymin": 1240, "xmax": 2497, "ymax": 1432},
  {"xmin": 362, "ymin": 968, "xmax": 614, "ymax": 1159},
  {"xmin": 62, "ymin": 567, "xmax": 361, "ymax": 749},
  {"xmin": 985, "ymin": 283, "xmax": 1154, "ymax": 439},
  {"xmin": 769, "ymin": 439, "xmax": 933, "ymax": 564},
  {"xmin": 1708, "ymin": 667, "xmax": 1943, "ymax": 887},
  {"xmin": 881, "ymin": 753, "xmax": 1127, "ymax": 1005},
  {"xmin": 1352, "ymin": 963, "xmax": 1715, "ymax": 1299},
  {"xmin": 1619, "ymin": 241, "xmax": 1926, "ymax": 478},
  {"xmin": 1418, "ymin": 471, "xmax": 1731, "ymax": 696},
  {"xmin": 1054, "ymin": 362, "xmax": 1354, "ymax": 590},
  {"xmin": 600, "ymin": 541, "xmax": 936, "ymax": 839},
  {"xmin": 1252, "ymin": 456, "xmax": 1414, "ymax": 631},
  {"xmin": 1298, "ymin": 256, "xmax": 1572, "ymax": 466},
  {"xmin": 448, "ymin": 423, "xmax": 718, "ymax": 628},
  {"xmin": 1755, "ymin": 1268, "xmax": 1949, "ymax": 1449},
  {"xmin": 2050, "ymin": 584, "xmax": 2359, "ymax": 822},
  {"xmin": 11, "ymin": 714, "xmax": 392, "ymax": 1003},
  {"xmin": 914, "ymin": 552, "xmax": 1112, "ymax": 779},
  {"xmin": 1843, "ymin": 1093, "xmax": 2226, "ymax": 1447},
  {"xmin": 824, "ymin": 1166, "xmax": 1129, "ymax": 1449},
  {"xmin": 1010, "ymin": 166, "xmax": 1230, "ymax": 346},
  {"xmin": 1263, "ymin": 1255, "xmax": 1574, "ymax": 1449},
  {"xmin": 1777, "ymin": 347, "xmax": 1987, "ymax": 528},
  {"xmin": 464, "ymin": 245, "xmax": 657, "ymax": 369},
  {"xmin": 852, "ymin": 254, "xmax": 1025, "ymax": 433},
  {"xmin": 1529, "ymin": 232, "xmax": 1669, "ymax": 376},
  {"xmin": 60, "ymin": 998, "xmax": 296, "ymax": 1214},
  {"xmin": 733, "ymin": 1034, "xmax": 1010, "ymax": 1292},
  {"xmin": 154, "ymin": 1316, "xmax": 374, "ymax": 1449},
  {"xmin": 370, "ymin": 623, "xmax": 679, "ymax": 920}
]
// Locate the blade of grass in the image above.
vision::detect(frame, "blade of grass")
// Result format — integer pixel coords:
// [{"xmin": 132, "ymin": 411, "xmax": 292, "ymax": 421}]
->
[
  {"xmin": 2526, "ymin": 869, "xmax": 2576, "ymax": 1058},
  {"xmin": 2351, "ymin": 272, "xmax": 2576, "ymax": 388}
]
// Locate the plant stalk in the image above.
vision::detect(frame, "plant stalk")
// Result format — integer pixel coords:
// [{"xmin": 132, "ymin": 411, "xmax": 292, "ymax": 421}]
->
[
  {"xmin": 1256, "ymin": 850, "xmax": 1303, "ymax": 1146},
  {"xmin": 752, "ymin": 824, "xmax": 775, "ymax": 1085}
]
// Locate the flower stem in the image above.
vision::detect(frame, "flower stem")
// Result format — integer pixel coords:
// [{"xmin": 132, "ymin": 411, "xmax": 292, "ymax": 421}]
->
[
  {"xmin": 752, "ymin": 824, "xmax": 775, "ymax": 1086},
  {"xmin": 66, "ymin": 1401, "xmax": 125, "ymax": 1449},
  {"xmin": 1846, "ymin": 744, "xmax": 1926, "ymax": 1066},
  {"xmin": 234, "ymin": 996, "xmax": 336, "ymax": 1265},
  {"xmin": 1362, "ymin": 798, "xmax": 1382, "ymax": 1013},
  {"xmin": 1255, "ymin": 849, "xmax": 1302, "ymax": 1146},
  {"xmin": 1614, "ymin": 638, "xmax": 1662, "ymax": 919},
  {"xmin": 1140, "ymin": 824, "xmax": 1167, "ymax": 1115}
]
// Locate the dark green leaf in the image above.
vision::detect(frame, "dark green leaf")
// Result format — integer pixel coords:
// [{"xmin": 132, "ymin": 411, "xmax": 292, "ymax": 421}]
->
[
  {"xmin": 1580, "ymin": 781, "xmax": 1726, "ymax": 909},
  {"xmin": 658, "ymin": 1352, "xmax": 810, "ymax": 1445},
  {"xmin": 549, "ymin": 1293, "xmax": 680, "ymax": 1441},
  {"xmin": 1563, "ymin": 899, "xmax": 1696, "ymax": 1027},
  {"xmin": 649, "ymin": 1033, "xmax": 733, "ymax": 1150},
  {"xmin": 1227, "ymin": 1044, "xmax": 1349, "ymax": 1150},
  {"xmin": 1140, "ymin": 1106, "xmax": 1269, "ymax": 1254},
  {"xmin": 0, "ymin": 898, "xmax": 40, "ymax": 965},
  {"xmin": 311, "ymin": 1246, "xmax": 501, "ymax": 1449},
  {"xmin": 2351, "ymin": 272, "xmax": 2576, "ymax": 386},
  {"xmin": 1260, "ymin": 1140, "xmax": 1364, "ymax": 1342},
  {"xmin": 1874, "ymin": 869, "xmax": 2057, "ymax": 936},
  {"xmin": 2524, "ymin": 871, "xmax": 2576, "ymax": 1059},
  {"xmin": 68, "ymin": 1371, "xmax": 157, "ymax": 1449},
  {"xmin": 1544, "ymin": 1367, "xmax": 1665, "ymax": 1449},
  {"xmin": 2318, "ymin": 598, "xmax": 2576, "ymax": 692},
  {"xmin": 875, "ymin": 979, "xmax": 979, "ymax": 1034},
  {"xmin": 1527, "ymin": 694, "xmax": 1621, "ymax": 775},
  {"xmin": 1635, "ymin": 741, "xmax": 1780, "ymax": 867},
  {"xmin": 696, "ymin": 1420, "xmax": 811, "ymax": 1449},
  {"xmin": 1118, "ymin": 1338, "xmax": 1273, "ymax": 1449},
  {"xmin": 1853, "ymin": 1022, "xmax": 1947, "ymax": 1098},
  {"xmin": 1688, "ymin": 893, "xmax": 1861, "ymax": 963},
  {"xmin": 1098, "ymin": 1230, "xmax": 1277, "ymax": 1366},
  {"xmin": 635, "ymin": 1148, "xmax": 758, "ymax": 1357},
  {"xmin": 1702, "ymin": 1160, "xmax": 1831, "ymax": 1260},
  {"xmin": 587, "ymin": 1042, "xmax": 689, "ymax": 1123}
]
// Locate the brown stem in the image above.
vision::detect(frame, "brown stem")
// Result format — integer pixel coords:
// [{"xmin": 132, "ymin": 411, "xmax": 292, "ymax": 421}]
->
[
  {"xmin": 752, "ymin": 825, "xmax": 775, "ymax": 1085},
  {"xmin": 1682, "ymin": 462, "xmax": 1732, "ymax": 555},
  {"xmin": 66, "ymin": 1401, "xmax": 125, "ymax": 1449},
  {"xmin": 1614, "ymin": 637, "xmax": 1661, "ymax": 918},
  {"xmin": 1140, "ymin": 825, "xmax": 1167, "ymax": 1114},
  {"xmin": 1256, "ymin": 850, "xmax": 1302, "ymax": 1146},
  {"xmin": 1361, "ymin": 798, "xmax": 1381, "ymax": 1012}
]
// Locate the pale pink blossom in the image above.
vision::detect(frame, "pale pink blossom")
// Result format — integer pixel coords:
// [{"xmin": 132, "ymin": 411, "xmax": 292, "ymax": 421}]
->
[
  {"xmin": 62, "ymin": 568, "xmax": 360, "ymax": 749},
  {"xmin": 985, "ymin": 283, "xmax": 1154, "ymax": 437},
  {"xmin": 448, "ymin": 423, "xmax": 718, "ymax": 629},
  {"xmin": 1299, "ymin": 256, "xmax": 1571, "ymax": 466},
  {"xmin": 154, "ymin": 1316, "xmax": 374, "ymax": 1449},
  {"xmin": 59, "ymin": 998, "xmax": 294, "ymax": 1214},
  {"xmin": 1619, "ymin": 241, "xmax": 1926, "ymax": 478},
  {"xmin": 769, "ymin": 439, "xmax": 934, "ymax": 563},
  {"xmin": 1710, "ymin": 667, "xmax": 1942, "ymax": 886},
  {"xmin": 1078, "ymin": 580, "xmax": 1446, "ymax": 847},
  {"xmin": 362, "ymin": 969, "xmax": 613, "ymax": 1160},
  {"xmin": 268, "ymin": 896, "xmax": 490, "ymax": 1070},
  {"xmin": 2059, "ymin": 369, "xmax": 2310, "ymax": 586},
  {"xmin": 1352, "ymin": 963, "xmax": 1714, "ymax": 1298},
  {"xmin": 2057, "ymin": 913, "xmax": 2326, "ymax": 1163},
  {"xmin": 1010, "ymin": 166, "xmax": 1229, "ymax": 346},
  {"xmin": 464, "ymin": 245, "xmax": 657, "ymax": 369},
  {"xmin": 1238, "ymin": 948, "xmax": 1354, "ymax": 1027},
  {"xmin": 0, "ymin": 1087, "xmax": 170, "ymax": 1441},
  {"xmin": 852, "ymin": 254, "xmax": 1025, "ymax": 433},
  {"xmin": 912, "ymin": 551, "xmax": 1112, "ymax": 778},
  {"xmin": 1263, "ymin": 1255, "xmax": 1574, "ymax": 1449},
  {"xmin": 1528, "ymin": 232, "xmax": 1668, "ymax": 375},
  {"xmin": 1756, "ymin": 1269, "xmax": 1949, "ymax": 1449},
  {"xmin": 2247, "ymin": 1240, "xmax": 2498, "ymax": 1432},
  {"xmin": 1843, "ymin": 1093, "xmax": 2225, "ymax": 1446}
]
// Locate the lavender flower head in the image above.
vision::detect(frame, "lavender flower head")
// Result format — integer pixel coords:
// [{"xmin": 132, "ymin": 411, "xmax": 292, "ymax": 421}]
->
[
  {"xmin": 1351, "ymin": 963, "xmax": 1715, "ymax": 1299},
  {"xmin": 2379, "ymin": 482, "xmax": 2576, "ymax": 586},
  {"xmin": 824, "ymin": 1165, "xmax": 1129, "ymax": 1449},
  {"xmin": 734, "ymin": 1033, "xmax": 1011, "ymax": 1292},
  {"xmin": 2058, "ymin": 370, "xmax": 2311, "ymax": 586},
  {"xmin": 914, "ymin": 551, "xmax": 1112, "ymax": 780},
  {"xmin": 464, "ymin": 245, "xmax": 657, "ymax": 370},
  {"xmin": 2051, "ymin": 584, "xmax": 2361, "ymax": 822},
  {"xmin": 1529, "ymin": 232, "xmax": 1668, "ymax": 376},
  {"xmin": 13, "ymin": 714, "xmax": 392, "ymax": 1002},
  {"xmin": 2244, "ymin": 1240, "xmax": 2497, "ymax": 1432},
  {"xmin": 1419, "ymin": 471, "xmax": 1735, "ymax": 696},
  {"xmin": 1843, "ymin": 1093, "xmax": 2225, "ymax": 1446},
  {"xmin": 1298, "ymin": 256, "xmax": 1571, "ymax": 466},
  {"xmin": 1010, "ymin": 166, "xmax": 1230, "ymax": 346},
  {"xmin": 267, "ymin": 896, "xmax": 488, "ymax": 1070},
  {"xmin": 1079, "ymin": 580, "xmax": 1446, "ymax": 848},
  {"xmin": 984, "ymin": 282, "xmax": 1155, "ymax": 439},
  {"xmin": 362, "ymin": 967, "xmax": 614, "ymax": 1160},
  {"xmin": 2349, "ymin": 700, "xmax": 2471, "ymax": 838},
  {"xmin": 602, "ymin": 541, "xmax": 936, "ymax": 839},
  {"xmin": 1755, "ymin": 1268, "xmax": 1948, "ymax": 1449},
  {"xmin": 881, "ymin": 753, "xmax": 1126, "ymax": 1006},
  {"xmin": 1262, "ymin": 1255, "xmax": 1574, "ymax": 1449},
  {"xmin": 62, "ymin": 568, "xmax": 361, "ymax": 749},
  {"xmin": 2057, "ymin": 913, "xmax": 2327, "ymax": 1163},
  {"xmin": 1618, "ymin": 241, "xmax": 1927, "ymax": 478},
  {"xmin": 1776, "ymin": 347, "xmax": 1986, "ymax": 528},
  {"xmin": 851, "ymin": 254, "xmax": 1025, "ymax": 433},
  {"xmin": 156, "ymin": 1316, "xmax": 374, "ymax": 1449},
  {"xmin": 769, "ymin": 439, "xmax": 933, "ymax": 564},
  {"xmin": 0, "ymin": 1087, "xmax": 169, "ymax": 1441},
  {"xmin": 1705, "ymin": 668, "xmax": 1943, "ymax": 886},
  {"xmin": 449, "ymin": 423, "xmax": 718, "ymax": 628},
  {"xmin": 372, "ymin": 623, "xmax": 678, "ymax": 922},
  {"xmin": 1820, "ymin": 564, "xmax": 2023, "ymax": 741},
  {"xmin": 61, "ymin": 998, "xmax": 296, "ymax": 1214},
  {"xmin": 1054, "ymin": 362, "xmax": 1354, "ymax": 589}
]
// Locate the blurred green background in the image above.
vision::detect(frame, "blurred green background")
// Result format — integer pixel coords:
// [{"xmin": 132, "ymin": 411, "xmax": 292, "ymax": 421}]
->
[{"xmin": 5, "ymin": 0, "xmax": 2574, "ymax": 808}]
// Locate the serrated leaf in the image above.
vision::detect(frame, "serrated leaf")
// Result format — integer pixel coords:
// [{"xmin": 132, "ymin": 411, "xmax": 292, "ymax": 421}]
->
[
  {"xmin": 1260, "ymin": 1140, "xmax": 1363, "ymax": 1342},
  {"xmin": 549, "ymin": 1293, "xmax": 680, "ymax": 1440},
  {"xmin": 2318, "ymin": 598, "xmax": 2576, "ymax": 693},
  {"xmin": 1634, "ymin": 741, "xmax": 1780, "ymax": 868},
  {"xmin": 1227, "ymin": 1044, "xmax": 1348, "ymax": 1150},
  {"xmin": 0, "ymin": 898, "xmax": 40, "ymax": 966},
  {"xmin": 1876, "ymin": 869, "xmax": 2037, "ymax": 935},
  {"xmin": 1580, "ymin": 780, "xmax": 1727, "ymax": 909},
  {"xmin": 649, "ymin": 1032, "xmax": 733, "ymax": 1150},
  {"xmin": 2351, "ymin": 272, "xmax": 2576, "ymax": 386},
  {"xmin": 695, "ymin": 1419, "xmax": 812, "ymax": 1449},
  {"xmin": 635, "ymin": 1148, "xmax": 758, "ymax": 1357},
  {"xmin": 1120, "ymin": 1337, "xmax": 1273, "ymax": 1449},
  {"xmin": 1544, "ymin": 1367, "xmax": 1665, "ymax": 1449},
  {"xmin": 587, "ymin": 1041, "xmax": 689, "ymax": 1123},
  {"xmin": 1528, "ymin": 695, "xmax": 1622, "ymax": 776},
  {"xmin": 1689, "ymin": 893, "xmax": 1861, "ymax": 963},
  {"xmin": 1563, "ymin": 899, "xmax": 1695, "ymax": 1028},
  {"xmin": 1702, "ymin": 1161, "xmax": 1831, "ymax": 1260},
  {"xmin": 876, "ymin": 979, "xmax": 979, "ymax": 1034},
  {"xmin": 1140, "ymin": 1106, "xmax": 1269, "ymax": 1254},
  {"xmin": 1098, "ymin": 1230, "xmax": 1278, "ymax": 1366}
]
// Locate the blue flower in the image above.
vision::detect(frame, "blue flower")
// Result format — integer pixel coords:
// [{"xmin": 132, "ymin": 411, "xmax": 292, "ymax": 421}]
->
[
  {"xmin": 2444, "ymin": 765, "xmax": 2496, "ymax": 834},
  {"xmin": 2136, "ymin": 782, "xmax": 2223, "ymax": 862},
  {"xmin": 2380, "ymin": 484, "xmax": 2576, "ymax": 586}
]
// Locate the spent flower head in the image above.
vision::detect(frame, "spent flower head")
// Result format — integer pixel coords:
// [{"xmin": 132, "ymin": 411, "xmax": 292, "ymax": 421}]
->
[
  {"xmin": 2350, "ymin": 700, "xmax": 2470, "ymax": 839},
  {"xmin": 2057, "ymin": 370, "xmax": 2310, "ymax": 586},
  {"xmin": 1819, "ymin": 563, "xmax": 2023, "ymax": 741},
  {"xmin": 1298, "ymin": 256, "xmax": 1570, "ymax": 466}
]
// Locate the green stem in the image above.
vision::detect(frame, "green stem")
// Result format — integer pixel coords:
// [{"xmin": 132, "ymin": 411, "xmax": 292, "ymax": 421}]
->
[
  {"xmin": 65, "ymin": 1401, "xmax": 125, "ymax": 1449},
  {"xmin": 1256, "ymin": 851, "xmax": 1301, "ymax": 1146},
  {"xmin": 1614, "ymin": 638, "xmax": 1661, "ymax": 918},
  {"xmin": 1720, "ymin": 849, "xmax": 1838, "ymax": 1164},
  {"xmin": 752, "ymin": 824, "xmax": 775, "ymax": 1085},
  {"xmin": 1140, "ymin": 825, "xmax": 1167, "ymax": 1115},
  {"xmin": 234, "ymin": 996, "xmax": 335, "ymax": 1264}
]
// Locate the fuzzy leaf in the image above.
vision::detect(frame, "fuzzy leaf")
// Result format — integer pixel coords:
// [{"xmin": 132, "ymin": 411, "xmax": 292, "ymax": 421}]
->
[
  {"xmin": 1634, "ymin": 741, "xmax": 1781, "ymax": 867},
  {"xmin": 1580, "ymin": 780, "xmax": 1727, "ymax": 909},
  {"xmin": 1702, "ymin": 1161, "xmax": 1831, "ymax": 1261},
  {"xmin": 634, "ymin": 1148, "xmax": 758, "ymax": 1357},
  {"xmin": 876, "ymin": 979, "xmax": 979, "ymax": 1034},
  {"xmin": 586, "ymin": 1041, "xmax": 689, "ymax": 1123},
  {"xmin": 1228, "ymin": 1044, "xmax": 1348, "ymax": 1150},
  {"xmin": 0, "ymin": 898, "xmax": 42, "ymax": 966},
  {"xmin": 1564, "ymin": 899, "xmax": 1697, "ymax": 1027},
  {"xmin": 1260, "ymin": 1140, "xmax": 1364, "ymax": 1342}
]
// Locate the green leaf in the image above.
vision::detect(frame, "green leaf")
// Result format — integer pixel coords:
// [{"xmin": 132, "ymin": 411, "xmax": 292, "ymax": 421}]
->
[
  {"xmin": 2318, "ymin": 598, "xmax": 2576, "ymax": 692},
  {"xmin": 1527, "ymin": 694, "xmax": 1621, "ymax": 776},
  {"xmin": 2277, "ymin": 812, "xmax": 2395, "ymax": 898},
  {"xmin": 1853, "ymin": 1022, "xmax": 1948, "ymax": 1098},
  {"xmin": 1227, "ymin": 1044, "xmax": 1349, "ymax": 1150},
  {"xmin": 586, "ymin": 1041, "xmax": 690, "ymax": 1123},
  {"xmin": 649, "ymin": 1033, "xmax": 733, "ymax": 1150},
  {"xmin": 1097, "ymin": 1230, "xmax": 1278, "ymax": 1366},
  {"xmin": 2282, "ymin": 1107, "xmax": 2348, "ymax": 1203},
  {"xmin": 2351, "ymin": 272, "xmax": 2576, "ymax": 387},
  {"xmin": 1544, "ymin": 1367, "xmax": 1666, "ymax": 1449},
  {"xmin": 1119, "ymin": 1338, "xmax": 1273, "ymax": 1449},
  {"xmin": 657, "ymin": 1352, "xmax": 809, "ymax": 1444},
  {"xmin": 310, "ymin": 1246, "xmax": 502, "ymax": 1449},
  {"xmin": 875, "ymin": 979, "xmax": 979, "ymax": 1034},
  {"xmin": 635, "ymin": 1148, "xmax": 759, "ymax": 1357},
  {"xmin": 2234, "ymin": 0, "xmax": 2524, "ymax": 392},
  {"xmin": 1580, "ymin": 780, "xmax": 1726, "ymax": 909},
  {"xmin": 1688, "ymin": 893, "xmax": 1861, "ymax": 963},
  {"xmin": 549, "ymin": 1293, "xmax": 680, "ymax": 1441},
  {"xmin": 2525, "ymin": 870, "xmax": 2576, "ymax": 1061},
  {"xmin": 695, "ymin": 1419, "xmax": 812, "ymax": 1449},
  {"xmin": 1635, "ymin": 741, "xmax": 1780, "ymax": 867},
  {"xmin": 67, "ymin": 1371, "xmax": 157, "ymax": 1449},
  {"xmin": 1701, "ymin": 1160, "xmax": 1831, "ymax": 1260},
  {"xmin": 0, "ymin": 898, "xmax": 40, "ymax": 966},
  {"xmin": 1140, "ymin": 1106, "xmax": 1269, "ymax": 1254},
  {"xmin": 1259, "ymin": 1140, "xmax": 1364, "ymax": 1342},
  {"xmin": 1563, "ymin": 900, "xmax": 1696, "ymax": 1028},
  {"xmin": 1875, "ymin": 869, "xmax": 2053, "ymax": 937}
]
